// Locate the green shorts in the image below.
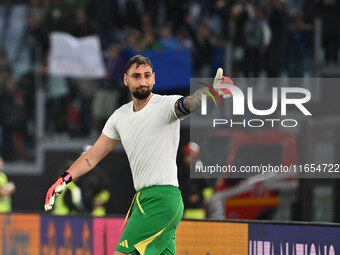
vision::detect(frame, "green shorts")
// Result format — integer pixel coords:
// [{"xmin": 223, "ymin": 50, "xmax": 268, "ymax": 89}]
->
[{"xmin": 116, "ymin": 185, "xmax": 184, "ymax": 255}]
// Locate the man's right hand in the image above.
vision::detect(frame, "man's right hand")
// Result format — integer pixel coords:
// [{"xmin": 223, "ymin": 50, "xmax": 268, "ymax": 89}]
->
[{"xmin": 44, "ymin": 171, "xmax": 72, "ymax": 211}]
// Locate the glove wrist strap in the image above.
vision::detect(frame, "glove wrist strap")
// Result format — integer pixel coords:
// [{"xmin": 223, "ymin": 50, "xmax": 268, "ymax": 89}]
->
[{"xmin": 60, "ymin": 171, "xmax": 72, "ymax": 184}]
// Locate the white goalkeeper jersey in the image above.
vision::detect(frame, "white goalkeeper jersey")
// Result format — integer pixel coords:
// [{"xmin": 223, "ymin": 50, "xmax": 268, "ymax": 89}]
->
[{"xmin": 102, "ymin": 94, "xmax": 181, "ymax": 191}]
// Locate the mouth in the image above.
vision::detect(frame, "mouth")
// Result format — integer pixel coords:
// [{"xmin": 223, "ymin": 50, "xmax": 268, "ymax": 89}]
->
[{"xmin": 138, "ymin": 87, "xmax": 149, "ymax": 92}]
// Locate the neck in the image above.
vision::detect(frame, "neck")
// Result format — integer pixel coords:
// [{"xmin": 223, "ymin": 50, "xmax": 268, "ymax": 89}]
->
[{"xmin": 132, "ymin": 93, "xmax": 154, "ymax": 112}]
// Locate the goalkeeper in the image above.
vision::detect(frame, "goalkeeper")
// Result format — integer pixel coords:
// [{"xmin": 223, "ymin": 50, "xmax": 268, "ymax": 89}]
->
[{"xmin": 44, "ymin": 55, "xmax": 232, "ymax": 255}]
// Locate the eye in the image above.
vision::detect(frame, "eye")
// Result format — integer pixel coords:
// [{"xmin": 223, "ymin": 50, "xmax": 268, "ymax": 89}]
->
[{"xmin": 145, "ymin": 74, "xmax": 151, "ymax": 78}]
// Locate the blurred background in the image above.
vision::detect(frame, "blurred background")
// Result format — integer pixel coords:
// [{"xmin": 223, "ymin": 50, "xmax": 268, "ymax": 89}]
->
[{"xmin": 0, "ymin": 0, "xmax": 339, "ymax": 222}]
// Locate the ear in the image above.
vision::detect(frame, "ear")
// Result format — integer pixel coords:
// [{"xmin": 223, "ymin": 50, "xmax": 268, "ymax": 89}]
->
[
  {"xmin": 152, "ymin": 72, "xmax": 155, "ymax": 86},
  {"xmin": 124, "ymin": 73, "xmax": 128, "ymax": 87}
]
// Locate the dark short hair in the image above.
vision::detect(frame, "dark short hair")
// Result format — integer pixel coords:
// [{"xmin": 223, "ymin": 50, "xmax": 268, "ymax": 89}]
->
[{"xmin": 125, "ymin": 55, "xmax": 153, "ymax": 73}]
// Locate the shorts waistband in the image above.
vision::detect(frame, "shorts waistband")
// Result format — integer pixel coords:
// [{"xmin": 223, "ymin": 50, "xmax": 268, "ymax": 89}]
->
[{"xmin": 136, "ymin": 185, "xmax": 179, "ymax": 194}]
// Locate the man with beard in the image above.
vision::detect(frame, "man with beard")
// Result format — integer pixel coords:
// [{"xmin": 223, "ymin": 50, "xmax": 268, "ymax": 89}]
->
[{"xmin": 44, "ymin": 55, "xmax": 232, "ymax": 255}]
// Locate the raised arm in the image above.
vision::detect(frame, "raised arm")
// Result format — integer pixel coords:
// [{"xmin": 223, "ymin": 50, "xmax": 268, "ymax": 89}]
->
[
  {"xmin": 174, "ymin": 68, "xmax": 233, "ymax": 119},
  {"xmin": 44, "ymin": 134, "xmax": 119, "ymax": 211},
  {"xmin": 175, "ymin": 89, "xmax": 206, "ymax": 119}
]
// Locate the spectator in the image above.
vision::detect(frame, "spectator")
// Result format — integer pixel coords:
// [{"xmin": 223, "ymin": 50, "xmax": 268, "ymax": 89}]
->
[
  {"xmin": 287, "ymin": 13, "xmax": 310, "ymax": 77},
  {"xmin": 72, "ymin": 78, "xmax": 98, "ymax": 137},
  {"xmin": 92, "ymin": 44, "xmax": 125, "ymax": 134},
  {"xmin": 244, "ymin": 6, "xmax": 271, "ymax": 77},
  {"xmin": 211, "ymin": 0, "xmax": 232, "ymax": 37},
  {"xmin": 164, "ymin": 0, "xmax": 189, "ymax": 28},
  {"xmin": 158, "ymin": 23, "xmax": 181, "ymax": 51},
  {"xmin": 67, "ymin": 8, "xmax": 99, "ymax": 136},
  {"xmin": 40, "ymin": 62, "xmax": 71, "ymax": 136},
  {"xmin": 140, "ymin": 12, "xmax": 154, "ymax": 33},
  {"xmin": 302, "ymin": 0, "xmax": 316, "ymax": 75},
  {"xmin": 212, "ymin": 36, "xmax": 226, "ymax": 76},
  {"xmin": 191, "ymin": 22, "xmax": 213, "ymax": 76},
  {"xmin": 40, "ymin": 0, "xmax": 77, "ymax": 56},
  {"xmin": 141, "ymin": 1, "xmax": 161, "ymax": 28},
  {"xmin": 0, "ymin": 156, "xmax": 16, "ymax": 213},
  {"xmin": 105, "ymin": 45, "xmax": 126, "ymax": 89},
  {"xmin": 124, "ymin": 0, "xmax": 142, "ymax": 31},
  {"xmin": 229, "ymin": 3, "xmax": 248, "ymax": 77},
  {"xmin": 71, "ymin": 8, "xmax": 95, "ymax": 38},
  {"xmin": 265, "ymin": 0, "xmax": 288, "ymax": 77},
  {"xmin": 0, "ymin": 48, "xmax": 32, "ymax": 160},
  {"xmin": 0, "ymin": 47, "xmax": 18, "ymax": 160},
  {"xmin": 121, "ymin": 30, "xmax": 142, "ymax": 61},
  {"xmin": 140, "ymin": 30, "xmax": 161, "ymax": 52},
  {"xmin": 176, "ymin": 26, "xmax": 193, "ymax": 50},
  {"xmin": 178, "ymin": 142, "xmax": 211, "ymax": 219},
  {"xmin": 15, "ymin": 72, "xmax": 36, "ymax": 159},
  {"xmin": 9, "ymin": 88, "xmax": 30, "ymax": 160},
  {"xmin": 321, "ymin": 0, "xmax": 340, "ymax": 65},
  {"xmin": 87, "ymin": 0, "xmax": 121, "ymax": 48},
  {"xmin": 25, "ymin": 0, "xmax": 47, "ymax": 62},
  {"xmin": 42, "ymin": 0, "xmax": 76, "ymax": 32}
]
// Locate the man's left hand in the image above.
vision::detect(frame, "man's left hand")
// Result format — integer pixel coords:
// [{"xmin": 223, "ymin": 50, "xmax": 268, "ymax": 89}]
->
[{"xmin": 213, "ymin": 68, "xmax": 234, "ymax": 98}]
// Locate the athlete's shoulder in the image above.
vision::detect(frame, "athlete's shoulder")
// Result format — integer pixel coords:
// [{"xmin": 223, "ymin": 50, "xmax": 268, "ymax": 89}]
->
[
  {"xmin": 114, "ymin": 101, "xmax": 132, "ymax": 114},
  {"xmin": 106, "ymin": 101, "xmax": 132, "ymax": 124},
  {"xmin": 152, "ymin": 94, "xmax": 181, "ymax": 104}
]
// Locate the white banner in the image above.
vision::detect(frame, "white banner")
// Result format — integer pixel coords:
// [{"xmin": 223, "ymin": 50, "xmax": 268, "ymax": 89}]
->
[{"xmin": 48, "ymin": 32, "xmax": 105, "ymax": 78}]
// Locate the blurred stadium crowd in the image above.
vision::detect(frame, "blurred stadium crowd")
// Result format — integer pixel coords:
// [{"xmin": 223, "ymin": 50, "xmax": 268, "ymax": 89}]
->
[{"xmin": 0, "ymin": 0, "xmax": 339, "ymax": 161}]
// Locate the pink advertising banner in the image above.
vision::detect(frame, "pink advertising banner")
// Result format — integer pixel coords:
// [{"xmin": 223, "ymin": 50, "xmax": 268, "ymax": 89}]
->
[{"xmin": 93, "ymin": 217, "xmax": 125, "ymax": 255}]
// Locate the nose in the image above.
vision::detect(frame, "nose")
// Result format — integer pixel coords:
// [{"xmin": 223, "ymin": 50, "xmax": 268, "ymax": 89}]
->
[{"xmin": 140, "ymin": 76, "xmax": 147, "ymax": 86}]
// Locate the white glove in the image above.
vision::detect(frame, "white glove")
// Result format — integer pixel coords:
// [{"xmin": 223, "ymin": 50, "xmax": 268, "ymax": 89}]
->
[
  {"xmin": 44, "ymin": 178, "xmax": 66, "ymax": 211},
  {"xmin": 44, "ymin": 171, "xmax": 72, "ymax": 211},
  {"xmin": 213, "ymin": 68, "xmax": 233, "ymax": 98}
]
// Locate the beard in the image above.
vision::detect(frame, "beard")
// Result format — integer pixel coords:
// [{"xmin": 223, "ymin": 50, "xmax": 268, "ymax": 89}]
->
[{"xmin": 132, "ymin": 87, "xmax": 151, "ymax": 99}]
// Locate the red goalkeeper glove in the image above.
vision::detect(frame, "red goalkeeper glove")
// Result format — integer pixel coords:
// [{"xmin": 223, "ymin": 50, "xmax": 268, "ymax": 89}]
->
[{"xmin": 44, "ymin": 171, "xmax": 72, "ymax": 211}]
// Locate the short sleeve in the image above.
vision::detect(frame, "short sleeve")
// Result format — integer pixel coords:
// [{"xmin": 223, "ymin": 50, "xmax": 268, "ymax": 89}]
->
[
  {"xmin": 102, "ymin": 111, "xmax": 121, "ymax": 140},
  {"xmin": 163, "ymin": 95, "xmax": 182, "ymax": 121}
]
